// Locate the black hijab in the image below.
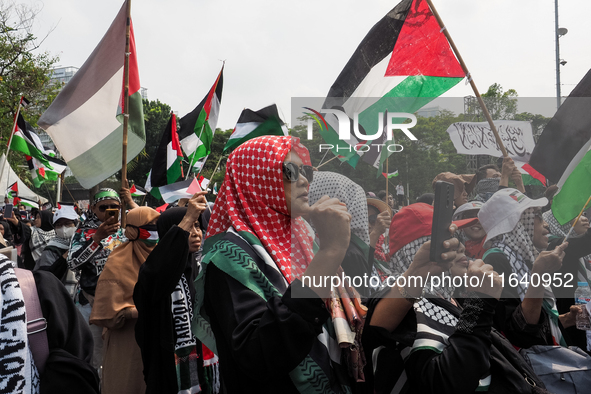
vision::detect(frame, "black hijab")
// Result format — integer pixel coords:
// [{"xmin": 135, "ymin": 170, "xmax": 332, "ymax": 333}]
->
[
  {"xmin": 37, "ymin": 210, "xmax": 54, "ymax": 232},
  {"xmin": 157, "ymin": 208, "xmax": 187, "ymax": 239}
]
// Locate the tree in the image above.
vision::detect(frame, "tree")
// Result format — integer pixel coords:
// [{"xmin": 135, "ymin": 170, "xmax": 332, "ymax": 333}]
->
[{"xmin": 0, "ymin": 1, "xmax": 60, "ymax": 185}]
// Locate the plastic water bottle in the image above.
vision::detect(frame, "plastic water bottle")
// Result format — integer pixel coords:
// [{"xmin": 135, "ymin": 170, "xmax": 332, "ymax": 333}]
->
[{"xmin": 575, "ymin": 282, "xmax": 591, "ymax": 330}]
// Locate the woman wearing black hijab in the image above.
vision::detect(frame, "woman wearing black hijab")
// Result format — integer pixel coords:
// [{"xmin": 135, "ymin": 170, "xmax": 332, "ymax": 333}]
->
[
  {"xmin": 6, "ymin": 208, "xmax": 55, "ymax": 270},
  {"xmin": 134, "ymin": 194, "xmax": 220, "ymax": 394}
]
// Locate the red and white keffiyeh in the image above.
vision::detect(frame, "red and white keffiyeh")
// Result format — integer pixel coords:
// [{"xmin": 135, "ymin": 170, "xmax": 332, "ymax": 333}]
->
[{"xmin": 206, "ymin": 136, "xmax": 313, "ymax": 283}]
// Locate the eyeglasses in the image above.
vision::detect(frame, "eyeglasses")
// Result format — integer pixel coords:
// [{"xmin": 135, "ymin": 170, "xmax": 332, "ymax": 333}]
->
[
  {"xmin": 283, "ymin": 162, "xmax": 314, "ymax": 183},
  {"xmin": 534, "ymin": 210, "xmax": 544, "ymax": 221},
  {"xmin": 98, "ymin": 204, "xmax": 120, "ymax": 212},
  {"xmin": 460, "ymin": 211, "xmax": 479, "ymax": 220}
]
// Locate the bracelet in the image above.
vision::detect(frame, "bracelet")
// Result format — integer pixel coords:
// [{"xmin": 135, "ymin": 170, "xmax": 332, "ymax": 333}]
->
[{"xmin": 398, "ymin": 284, "xmax": 423, "ymax": 304}]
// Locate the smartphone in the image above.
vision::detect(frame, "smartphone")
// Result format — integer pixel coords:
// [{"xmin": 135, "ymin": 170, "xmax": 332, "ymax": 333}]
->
[
  {"xmin": 4, "ymin": 204, "xmax": 13, "ymax": 219},
  {"xmin": 106, "ymin": 208, "xmax": 119, "ymax": 218},
  {"xmin": 430, "ymin": 181, "xmax": 454, "ymax": 264}
]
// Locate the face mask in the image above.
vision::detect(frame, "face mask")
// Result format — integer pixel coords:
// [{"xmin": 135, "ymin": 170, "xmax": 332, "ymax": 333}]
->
[{"xmin": 56, "ymin": 226, "xmax": 76, "ymax": 240}]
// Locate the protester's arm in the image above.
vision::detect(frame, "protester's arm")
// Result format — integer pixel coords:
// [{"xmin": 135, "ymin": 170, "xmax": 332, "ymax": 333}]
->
[
  {"xmin": 485, "ymin": 252, "xmax": 555, "ymax": 347},
  {"xmin": 6, "ymin": 215, "xmax": 28, "ymax": 245},
  {"xmin": 370, "ymin": 230, "xmax": 460, "ymax": 332},
  {"xmin": 405, "ymin": 296, "xmax": 496, "ymax": 394},
  {"xmin": 500, "ymin": 157, "xmax": 525, "ymax": 192},
  {"xmin": 521, "ymin": 243, "xmax": 567, "ymax": 324},
  {"xmin": 120, "ymin": 179, "xmax": 139, "ymax": 210},
  {"xmin": 369, "ymin": 210, "xmax": 391, "ymax": 249},
  {"xmin": 67, "ymin": 227, "xmax": 103, "ymax": 270}
]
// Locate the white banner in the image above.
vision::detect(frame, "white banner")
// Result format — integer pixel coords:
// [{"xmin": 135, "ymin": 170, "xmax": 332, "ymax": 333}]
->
[{"xmin": 446, "ymin": 121, "xmax": 535, "ymax": 163}]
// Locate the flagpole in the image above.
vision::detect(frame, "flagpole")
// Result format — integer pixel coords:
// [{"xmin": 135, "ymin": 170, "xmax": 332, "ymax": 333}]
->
[
  {"xmin": 208, "ymin": 155, "xmax": 225, "ymax": 182},
  {"xmin": 316, "ymin": 155, "xmax": 339, "ymax": 169},
  {"xmin": 120, "ymin": 0, "xmax": 132, "ymax": 227},
  {"xmin": 56, "ymin": 172, "xmax": 63, "ymax": 203},
  {"xmin": 563, "ymin": 194, "xmax": 591, "ymax": 243},
  {"xmin": 185, "ymin": 123, "xmax": 206, "ymax": 180},
  {"xmin": 425, "ymin": 0, "xmax": 509, "ymax": 158},
  {"xmin": 2, "ymin": 97, "xmax": 24, "ymax": 195}
]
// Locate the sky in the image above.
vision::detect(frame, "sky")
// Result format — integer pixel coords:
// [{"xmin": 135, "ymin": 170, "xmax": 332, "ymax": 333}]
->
[{"xmin": 31, "ymin": 0, "xmax": 591, "ymax": 130}]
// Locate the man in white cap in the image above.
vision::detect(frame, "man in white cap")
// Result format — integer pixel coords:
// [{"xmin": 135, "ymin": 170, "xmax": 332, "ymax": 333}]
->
[{"xmin": 35, "ymin": 202, "xmax": 79, "ymax": 297}]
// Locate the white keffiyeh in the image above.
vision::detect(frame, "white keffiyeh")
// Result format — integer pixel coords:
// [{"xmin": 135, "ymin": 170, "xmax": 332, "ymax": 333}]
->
[{"xmin": 0, "ymin": 255, "xmax": 40, "ymax": 393}]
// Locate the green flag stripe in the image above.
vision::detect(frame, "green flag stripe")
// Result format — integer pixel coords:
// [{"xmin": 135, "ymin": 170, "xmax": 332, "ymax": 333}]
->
[
  {"xmin": 552, "ymin": 150, "xmax": 591, "ymax": 224},
  {"xmin": 223, "ymin": 117, "xmax": 285, "ymax": 154}
]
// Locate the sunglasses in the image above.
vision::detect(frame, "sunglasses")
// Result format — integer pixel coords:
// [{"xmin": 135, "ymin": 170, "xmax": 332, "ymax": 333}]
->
[
  {"xmin": 98, "ymin": 204, "xmax": 120, "ymax": 212},
  {"xmin": 283, "ymin": 162, "xmax": 314, "ymax": 183}
]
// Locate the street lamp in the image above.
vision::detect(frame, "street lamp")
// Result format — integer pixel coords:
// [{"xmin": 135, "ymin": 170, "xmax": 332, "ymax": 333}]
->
[{"xmin": 555, "ymin": 0, "xmax": 568, "ymax": 110}]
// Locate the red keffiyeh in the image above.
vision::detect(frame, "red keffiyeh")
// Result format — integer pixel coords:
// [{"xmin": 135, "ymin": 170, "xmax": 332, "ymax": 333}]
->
[{"xmin": 206, "ymin": 136, "xmax": 313, "ymax": 283}]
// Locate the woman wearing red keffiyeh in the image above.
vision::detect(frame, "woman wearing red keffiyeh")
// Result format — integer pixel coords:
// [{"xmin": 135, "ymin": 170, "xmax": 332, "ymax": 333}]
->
[{"xmin": 193, "ymin": 135, "xmax": 357, "ymax": 393}]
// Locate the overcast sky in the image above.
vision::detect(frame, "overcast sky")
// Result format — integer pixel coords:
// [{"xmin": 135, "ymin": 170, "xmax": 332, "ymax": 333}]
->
[{"xmin": 32, "ymin": 0, "xmax": 591, "ymax": 130}]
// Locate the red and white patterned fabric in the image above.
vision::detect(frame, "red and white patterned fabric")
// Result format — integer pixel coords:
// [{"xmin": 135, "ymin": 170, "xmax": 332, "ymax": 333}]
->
[{"xmin": 206, "ymin": 135, "xmax": 313, "ymax": 283}]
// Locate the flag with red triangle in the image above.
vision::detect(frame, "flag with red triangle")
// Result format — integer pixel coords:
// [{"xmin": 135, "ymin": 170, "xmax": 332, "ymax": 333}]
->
[
  {"xmin": 6, "ymin": 182, "xmax": 18, "ymax": 199},
  {"xmin": 322, "ymin": 0, "xmax": 465, "ymax": 172}
]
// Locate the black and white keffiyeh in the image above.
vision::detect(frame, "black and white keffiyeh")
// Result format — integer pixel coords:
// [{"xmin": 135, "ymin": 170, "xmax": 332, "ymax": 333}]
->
[
  {"xmin": 543, "ymin": 209, "xmax": 591, "ymax": 276},
  {"xmin": 0, "ymin": 255, "xmax": 40, "ymax": 393},
  {"xmin": 473, "ymin": 178, "xmax": 500, "ymax": 202},
  {"xmin": 489, "ymin": 208, "xmax": 566, "ymax": 346},
  {"xmin": 308, "ymin": 171, "xmax": 370, "ymax": 245}
]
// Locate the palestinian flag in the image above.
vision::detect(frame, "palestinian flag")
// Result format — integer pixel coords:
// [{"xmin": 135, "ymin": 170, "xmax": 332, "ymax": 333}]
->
[
  {"xmin": 382, "ymin": 170, "xmax": 399, "ymax": 179},
  {"xmin": 178, "ymin": 66, "xmax": 223, "ymax": 168},
  {"xmin": 38, "ymin": 0, "xmax": 145, "ymax": 189},
  {"xmin": 6, "ymin": 182, "xmax": 17, "ymax": 199},
  {"xmin": 323, "ymin": 0, "xmax": 464, "ymax": 172},
  {"xmin": 223, "ymin": 105, "xmax": 288, "ymax": 154},
  {"xmin": 18, "ymin": 197, "xmax": 39, "ymax": 209},
  {"xmin": 151, "ymin": 178, "xmax": 200, "ymax": 204},
  {"xmin": 197, "ymin": 175, "xmax": 210, "ymax": 191},
  {"xmin": 523, "ymin": 68, "xmax": 591, "ymax": 224},
  {"xmin": 525, "ymin": 68, "xmax": 591, "ymax": 185},
  {"xmin": 145, "ymin": 113, "xmax": 183, "ymax": 199},
  {"xmin": 129, "ymin": 184, "xmax": 146, "ymax": 196},
  {"xmin": 28, "ymin": 155, "xmax": 67, "ymax": 188},
  {"xmin": 10, "ymin": 113, "xmax": 52, "ymax": 168},
  {"xmin": 213, "ymin": 182, "xmax": 218, "ymax": 195}
]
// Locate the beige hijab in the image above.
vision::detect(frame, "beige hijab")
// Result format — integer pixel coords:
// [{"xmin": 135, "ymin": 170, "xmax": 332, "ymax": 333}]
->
[{"xmin": 90, "ymin": 207, "xmax": 160, "ymax": 326}]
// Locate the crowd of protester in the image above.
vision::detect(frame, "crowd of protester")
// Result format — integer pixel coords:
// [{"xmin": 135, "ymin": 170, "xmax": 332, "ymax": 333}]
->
[{"xmin": 2, "ymin": 135, "xmax": 591, "ymax": 393}]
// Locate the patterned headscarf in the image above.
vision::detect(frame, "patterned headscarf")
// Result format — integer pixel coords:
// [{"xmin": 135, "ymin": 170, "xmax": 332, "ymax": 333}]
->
[
  {"xmin": 489, "ymin": 208, "xmax": 538, "ymax": 298},
  {"xmin": 489, "ymin": 208, "xmax": 566, "ymax": 346},
  {"xmin": 205, "ymin": 135, "xmax": 313, "ymax": 283},
  {"xmin": 308, "ymin": 171, "xmax": 370, "ymax": 245},
  {"xmin": 93, "ymin": 188, "xmax": 121, "ymax": 205}
]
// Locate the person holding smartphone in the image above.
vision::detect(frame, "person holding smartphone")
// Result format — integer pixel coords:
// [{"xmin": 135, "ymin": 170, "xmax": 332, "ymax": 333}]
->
[
  {"xmin": 363, "ymin": 203, "xmax": 548, "ymax": 393},
  {"xmin": 67, "ymin": 188, "xmax": 132, "ymax": 374}
]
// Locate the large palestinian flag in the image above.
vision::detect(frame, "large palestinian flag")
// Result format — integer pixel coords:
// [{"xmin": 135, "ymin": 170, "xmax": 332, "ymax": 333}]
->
[
  {"xmin": 528, "ymin": 68, "xmax": 591, "ymax": 224},
  {"xmin": 322, "ymin": 0, "xmax": 465, "ymax": 171},
  {"xmin": 178, "ymin": 66, "xmax": 223, "ymax": 168},
  {"xmin": 38, "ymin": 0, "xmax": 145, "ymax": 189},
  {"xmin": 223, "ymin": 104, "xmax": 288, "ymax": 154},
  {"xmin": 145, "ymin": 113, "xmax": 183, "ymax": 199}
]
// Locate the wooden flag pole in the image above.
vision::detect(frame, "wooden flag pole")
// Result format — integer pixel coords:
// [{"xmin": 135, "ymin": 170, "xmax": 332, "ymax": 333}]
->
[
  {"xmin": 120, "ymin": 0, "xmax": 132, "ymax": 227},
  {"xmin": 425, "ymin": 0, "xmax": 508, "ymax": 157},
  {"xmin": 208, "ymin": 155, "xmax": 225, "ymax": 182},
  {"xmin": 316, "ymin": 155, "xmax": 339, "ymax": 169},
  {"xmin": 2, "ymin": 97, "xmax": 24, "ymax": 194},
  {"xmin": 563, "ymin": 194, "xmax": 591, "ymax": 243}
]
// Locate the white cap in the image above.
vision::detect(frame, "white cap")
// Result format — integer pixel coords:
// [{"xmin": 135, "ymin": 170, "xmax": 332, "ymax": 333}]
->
[
  {"xmin": 53, "ymin": 203, "xmax": 78, "ymax": 224},
  {"xmin": 452, "ymin": 200, "xmax": 484, "ymax": 221},
  {"xmin": 478, "ymin": 188, "xmax": 548, "ymax": 243}
]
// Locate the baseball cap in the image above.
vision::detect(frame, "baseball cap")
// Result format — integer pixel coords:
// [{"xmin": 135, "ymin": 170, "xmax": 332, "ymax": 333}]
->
[
  {"xmin": 53, "ymin": 202, "xmax": 79, "ymax": 224},
  {"xmin": 452, "ymin": 201, "xmax": 484, "ymax": 221},
  {"xmin": 478, "ymin": 188, "xmax": 548, "ymax": 244},
  {"xmin": 389, "ymin": 203, "xmax": 478, "ymax": 257}
]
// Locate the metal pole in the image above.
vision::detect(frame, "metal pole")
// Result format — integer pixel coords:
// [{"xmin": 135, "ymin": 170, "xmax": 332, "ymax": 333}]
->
[{"xmin": 555, "ymin": 0, "xmax": 561, "ymax": 110}]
